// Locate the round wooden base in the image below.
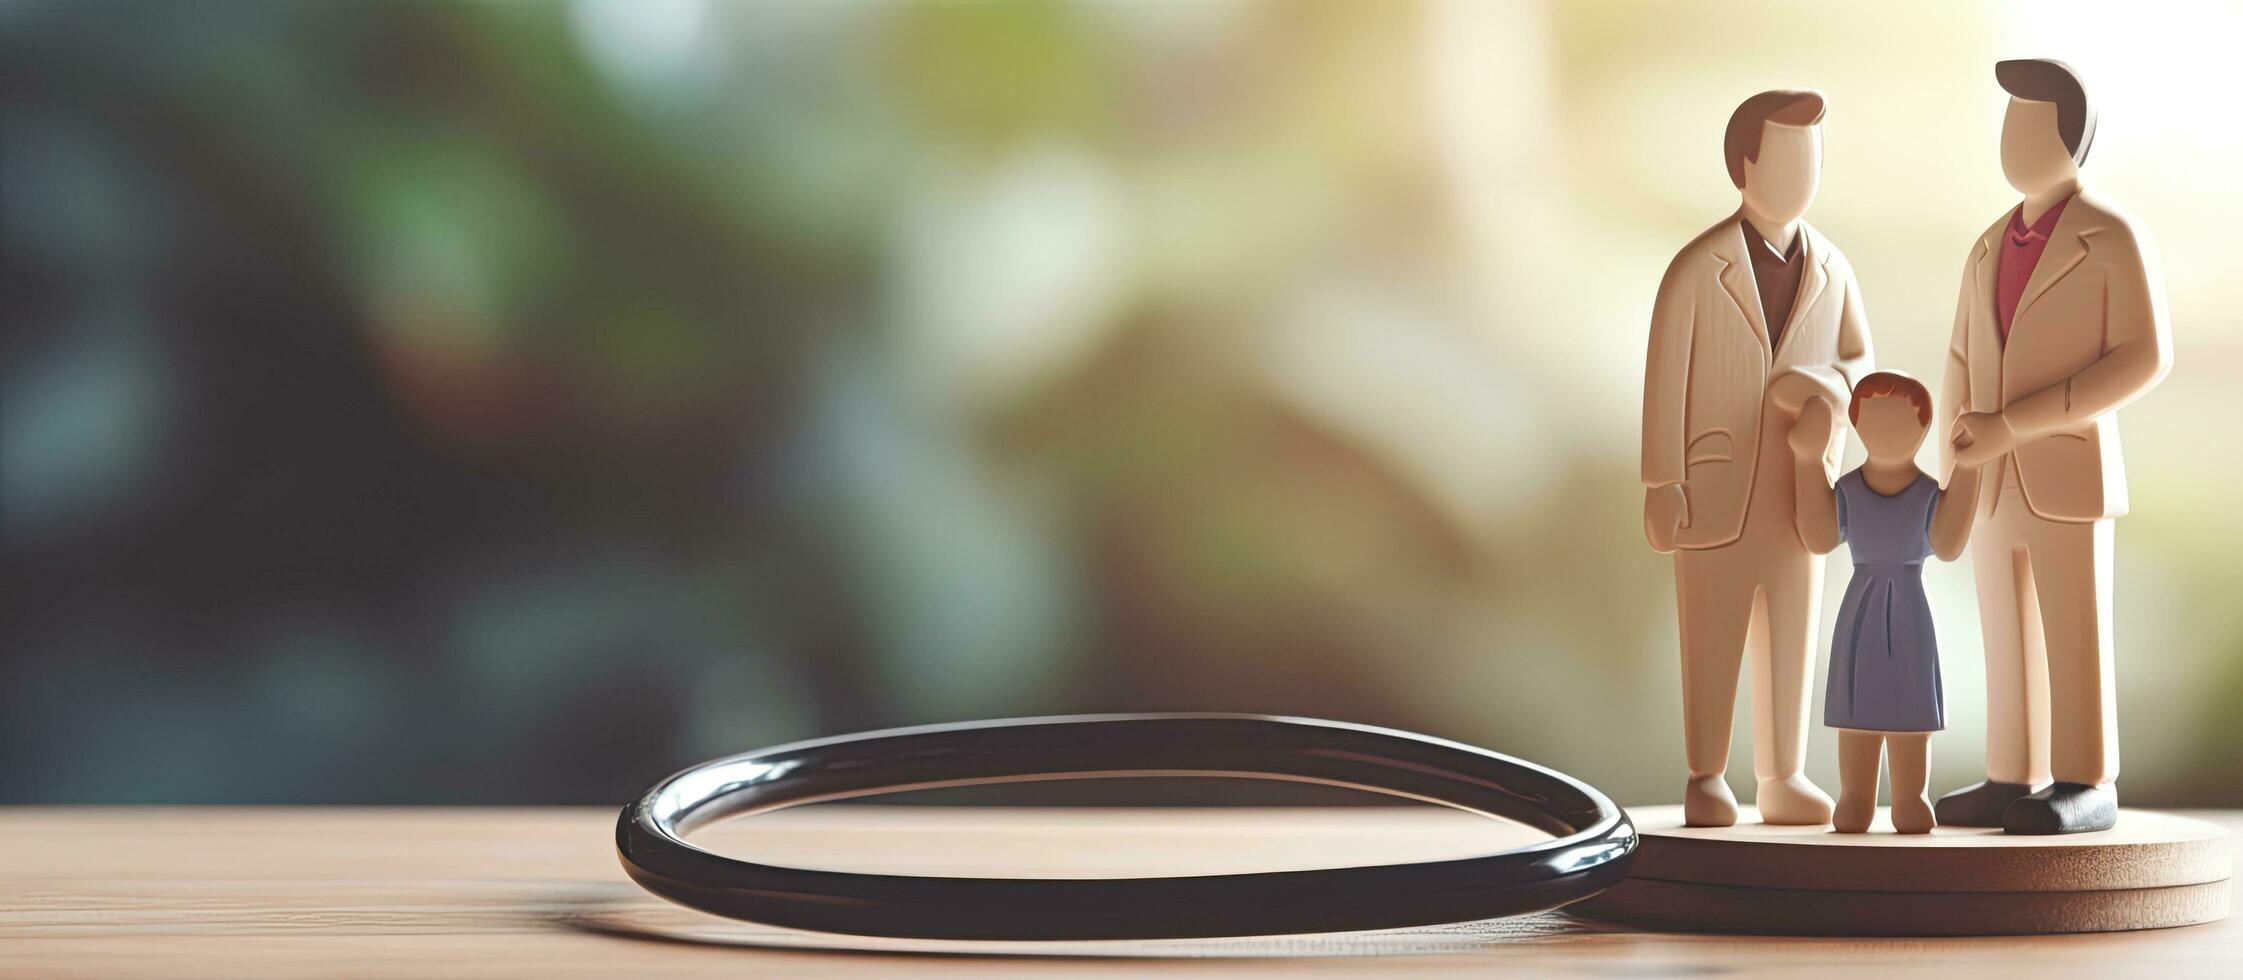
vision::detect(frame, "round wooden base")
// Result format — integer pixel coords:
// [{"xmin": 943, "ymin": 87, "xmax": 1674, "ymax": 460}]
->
[{"xmin": 1575, "ymin": 805, "xmax": 2233, "ymax": 936}]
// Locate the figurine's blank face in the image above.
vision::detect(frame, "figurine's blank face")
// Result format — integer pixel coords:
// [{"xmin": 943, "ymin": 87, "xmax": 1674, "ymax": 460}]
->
[
  {"xmin": 1740, "ymin": 122, "xmax": 1821, "ymax": 224},
  {"xmin": 2000, "ymin": 97, "xmax": 2079, "ymax": 195},
  {"xmin": 1853, "ymin": 394, "xmax": 1928, "ymax": 463}
]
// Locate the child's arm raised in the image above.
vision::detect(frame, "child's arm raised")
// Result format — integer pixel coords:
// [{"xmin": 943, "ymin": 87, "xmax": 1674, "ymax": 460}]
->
[
  {"xmin": 1790, "ymin": 396, "xmax": 1843, "ymax": 555},
  {"xmin": 1930, "ymin": 461, "xmax": 1985, "ymax": 561}
]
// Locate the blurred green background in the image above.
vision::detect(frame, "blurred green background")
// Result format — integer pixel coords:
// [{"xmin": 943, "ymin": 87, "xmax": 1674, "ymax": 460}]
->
[{"xmin": 2, "ymin": 0, "xmax": 2237, "ymax": 805}]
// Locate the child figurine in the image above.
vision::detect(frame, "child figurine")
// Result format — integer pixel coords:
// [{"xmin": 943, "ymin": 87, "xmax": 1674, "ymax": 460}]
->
[{"xmin": 1791, "ymin": 371, "xmax": 1984, "ymax": 834}]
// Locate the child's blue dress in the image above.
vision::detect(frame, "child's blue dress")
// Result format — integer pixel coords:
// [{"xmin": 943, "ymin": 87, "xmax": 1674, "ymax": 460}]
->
[{"xmin": 1824, "ymin": 468, "xmax": 1945, "ymax": 733}]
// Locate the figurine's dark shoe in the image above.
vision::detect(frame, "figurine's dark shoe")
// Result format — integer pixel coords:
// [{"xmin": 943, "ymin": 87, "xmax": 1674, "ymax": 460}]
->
[
  {"xmin": 1934, "ymin": 779, "xmax": 2035, "ymax": 827},
  {"xmin": 2001, "ymin": 782, "xmax": 2117, "ymax": 835}
]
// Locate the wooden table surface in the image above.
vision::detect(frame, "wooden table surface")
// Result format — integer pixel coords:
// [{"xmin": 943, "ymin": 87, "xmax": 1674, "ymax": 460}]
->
[{"xmin": 2, "ymin": 806, "xmax": 2236, "ymax": 978}]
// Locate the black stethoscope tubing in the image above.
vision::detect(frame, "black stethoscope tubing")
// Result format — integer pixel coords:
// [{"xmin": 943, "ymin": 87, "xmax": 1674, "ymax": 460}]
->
[{"xmin": 617, "ymin": 713, "xmax": 1636, "ymax": 940}]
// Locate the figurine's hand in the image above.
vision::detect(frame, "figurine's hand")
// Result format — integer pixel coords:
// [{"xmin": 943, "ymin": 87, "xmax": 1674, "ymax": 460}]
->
[
  {"xmin": 1645, "ymin": 483, "xmax": 1689, "ymax": 554},
  {"xmin": 1768, "ymin": 368, "xmax": 1847, "ymax": 418},
  {"xmin": 1951, "ymin": 411, "xmax": 2016, "ymax": 467},
  {"xmin": 1789, "ymin": 395, "xmax": 1838, "ymax": 462}
]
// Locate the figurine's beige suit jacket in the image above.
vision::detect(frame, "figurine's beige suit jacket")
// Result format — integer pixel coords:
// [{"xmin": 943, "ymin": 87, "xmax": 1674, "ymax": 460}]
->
[
  {"xmin": 1934, "ymin": 191, "xmax": 2170, "ymax": 789},
  {"xmin": 1641, "ymin": 217, "xmax": 1874, "ymax": 548},
  {"xmin": 1934, "ymin": 191, "xmax": 2171, "ymax": 514}
]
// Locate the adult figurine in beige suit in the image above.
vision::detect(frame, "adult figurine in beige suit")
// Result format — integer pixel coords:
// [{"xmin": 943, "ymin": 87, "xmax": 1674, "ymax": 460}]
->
[
  {"xmin": 1934, "ymin": 60, "xmax": 2171, "ymax": 835},
  {"xmin": 1643, "ymin": 90, "xmax": 1875, "ymax": 827}
]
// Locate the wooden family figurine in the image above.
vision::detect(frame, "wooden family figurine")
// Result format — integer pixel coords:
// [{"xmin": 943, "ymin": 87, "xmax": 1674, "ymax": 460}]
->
[
  {"xmin": 1642, "ymin": 59, "xmax": 2168, "ymax": 836},
  {"xmin": 1790, "ymin": 373, "xmax": 1982, "ymax": 833},
  {"xmin": 1641, "ymin": 87, "xmax": 1872, "ymax": 829},
  {"xmin": 1929, "ymin": 59, "xmax": 2170, "ymax": 836}
]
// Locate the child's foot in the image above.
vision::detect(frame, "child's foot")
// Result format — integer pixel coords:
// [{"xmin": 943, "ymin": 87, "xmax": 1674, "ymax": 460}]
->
[
  {"xmin": 1757, "ymin": 774, "xmax": 1835, "ymax": 825},
  {"xmin": 1832, "ymin": 792, "xmax": 1875, "ymax": 833},
  {"xmin": 1683, "ymin": 774, "xmax": 1738, "ymax": 827},
  {"xmin": 1892, "ymin": 794, "xmax": 1936, "ymax": 834}
]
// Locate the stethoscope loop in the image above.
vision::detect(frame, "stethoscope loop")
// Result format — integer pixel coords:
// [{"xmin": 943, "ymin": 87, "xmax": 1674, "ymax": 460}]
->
[{"xmin": 617, "ymin": 713, "xmax": 1636, "ymax": 940}]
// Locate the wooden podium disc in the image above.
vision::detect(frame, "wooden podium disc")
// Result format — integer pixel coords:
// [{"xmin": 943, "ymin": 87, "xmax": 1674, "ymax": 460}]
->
[{"xmin": 1575, "ymin": 805, "xmax": 2233, "ymax": 936}]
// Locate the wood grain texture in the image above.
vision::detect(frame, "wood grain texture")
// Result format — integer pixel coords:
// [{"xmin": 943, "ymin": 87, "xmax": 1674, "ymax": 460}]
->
[{"xmin": 2, "ymin": 807, "xmax": 2240, "ymax": 978}]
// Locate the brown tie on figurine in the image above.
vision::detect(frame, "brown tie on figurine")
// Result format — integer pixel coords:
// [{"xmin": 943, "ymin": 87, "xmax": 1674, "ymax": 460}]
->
[{"xmin": 1611, "ymin": 61, "xmax": 2226, "ymax": 936}]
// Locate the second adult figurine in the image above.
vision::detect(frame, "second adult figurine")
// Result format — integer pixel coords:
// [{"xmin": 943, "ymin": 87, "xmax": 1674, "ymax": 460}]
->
[{"xmin": 1642, "ymin": 90, "xmax": 1875, "ymax": 827}]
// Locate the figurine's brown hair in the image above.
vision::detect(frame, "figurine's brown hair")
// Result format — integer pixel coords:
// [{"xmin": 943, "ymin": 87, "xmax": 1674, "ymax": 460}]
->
[
  {"xmin": 1849, "ymin": 371, "xmax": 1933, "ymax": 426},
  {"xmin": 1724, "ymin": 90, "xmax": 1826, "ymax": 188},
  {"xmin": 1997, "ymin": 58, "xmax": 2094, "ymax": 164}
]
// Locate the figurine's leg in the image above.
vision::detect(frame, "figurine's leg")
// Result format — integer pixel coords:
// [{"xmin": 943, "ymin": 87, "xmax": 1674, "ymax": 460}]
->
[
  {"xmin": 1988, "ymin": 538, "xmax": 2055, "ymax": 785},
  {"xmin": 1939, "ymin": 493, "xmax": 2048, "ymax": 827},
  {"xmin": 1751, "ymin": 546, "xmax": 1833, "ymax": 825},
  {"xmin": 1887, "ymin": 733, "xmax": 1935, "ymax": 834},
  {"xmin": 1833, "ymin": 730, "xmax": 1881, "ymax": 833},
  {"xmin": 1675, "ymin": 549, "xmax": 1750, "ymax": 827},
  {"xmin": 2003, "ymin": 518, "xmax": 2118, "ymax": 835},
  {"xmin": 2034, "ymin": 517, "xmax": 2118, "ymax": 786}
]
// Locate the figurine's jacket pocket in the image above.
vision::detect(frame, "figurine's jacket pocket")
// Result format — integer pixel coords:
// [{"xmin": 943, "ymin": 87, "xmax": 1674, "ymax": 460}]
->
[{"xmin": 1685, "ymin": 430, "xmax": 1734, "ymax": 467}]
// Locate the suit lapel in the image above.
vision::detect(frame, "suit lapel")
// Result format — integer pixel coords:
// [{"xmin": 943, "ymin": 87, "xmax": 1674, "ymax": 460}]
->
[
  {"xmin": 1974, "ymin": 233, "xmax": 2000, "ymax": 332},
  {"xmin": 1973, "ymin": 230, "xmax": 2001, "ymax": 408},
  {"xmin": 2001, "ymin": 202, "xmax": 2099, "ymax": 400},
  {"xmin": 1774, "ymin": 227, "xmax": 1830, "ymax": 361},
  {"xmin": 2012, "ymin": 223, "xmax": 2093, "ymax": 330},
  {"xmin": 1714, "ymin": 219, "xmax": 1770, "ymax": 354}
]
